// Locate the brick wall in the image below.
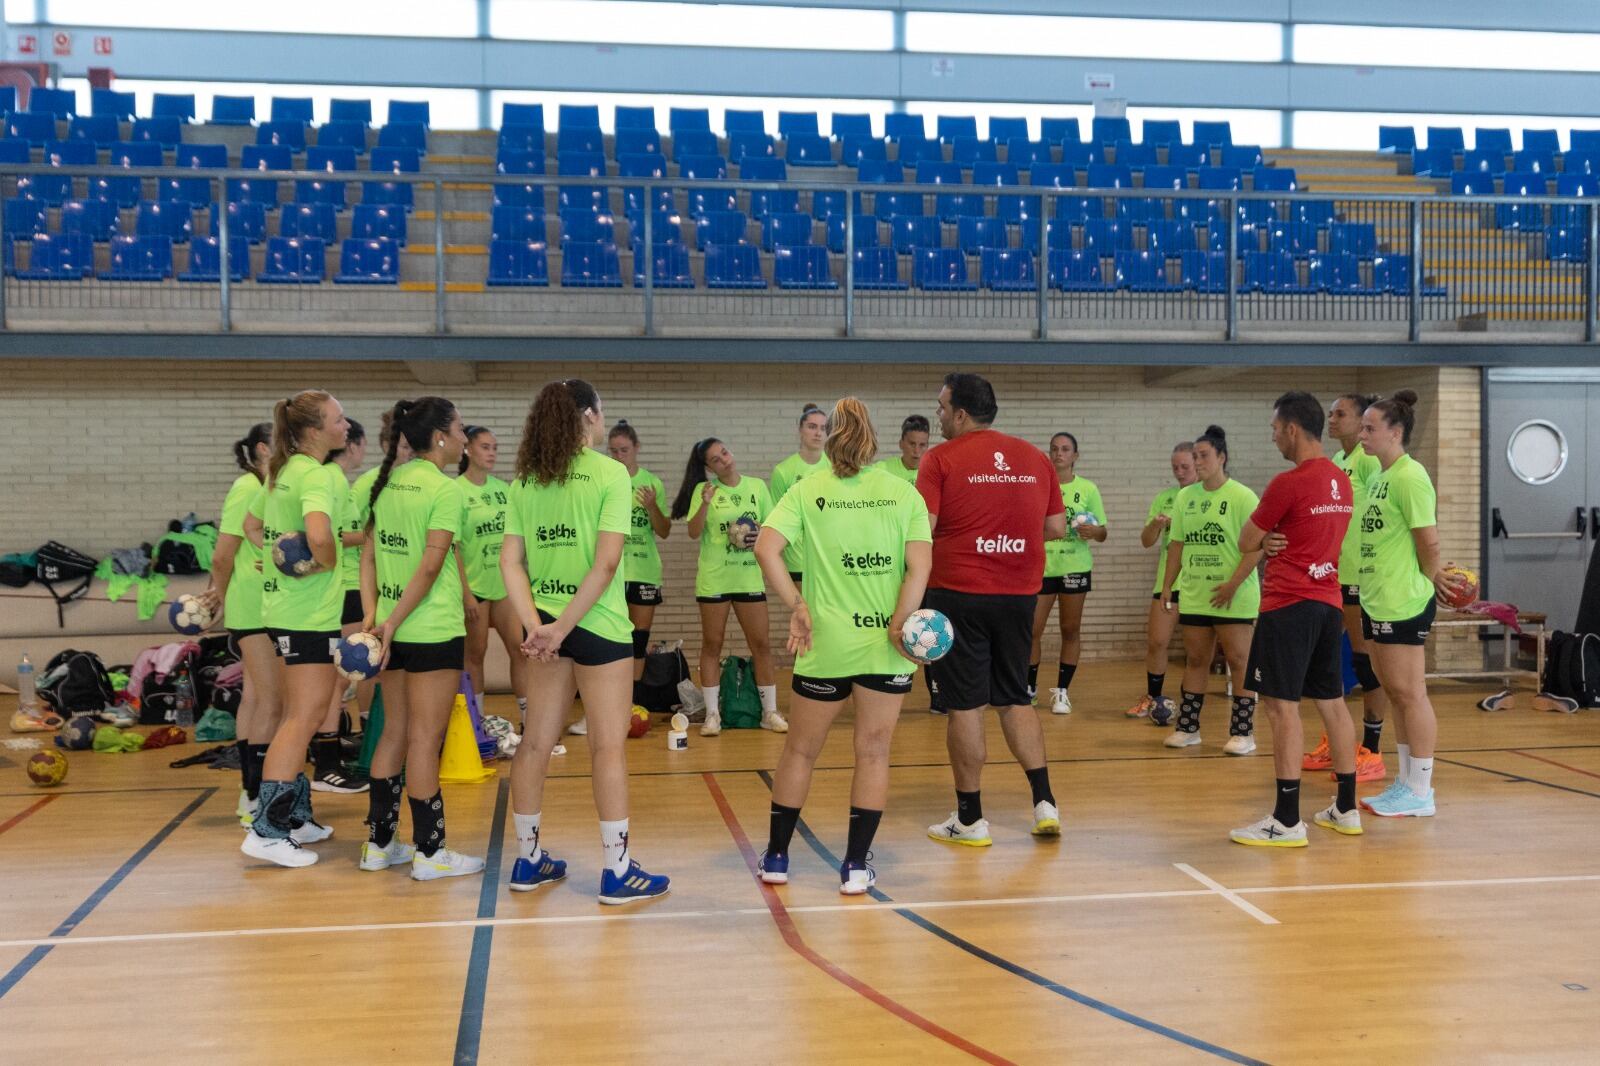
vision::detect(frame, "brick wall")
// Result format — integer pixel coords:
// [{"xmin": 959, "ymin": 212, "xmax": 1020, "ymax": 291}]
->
[{"xmin": 0, "ymin": 359, "xmax": 1481, "ymax": 664}]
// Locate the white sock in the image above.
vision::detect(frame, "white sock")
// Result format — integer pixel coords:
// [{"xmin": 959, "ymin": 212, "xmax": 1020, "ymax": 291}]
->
[
  {"xmin": 599, "ymin": 817, "xmax": 630, "ymax": 876},
  {"xmin": 702, "ymin": 686, "xmax": 720, "ymax": 718},
  {"xmin": 1396, "ymin": 743, "xmax": 1412, "ymax": 783},
  {"xmin": 758, "ymin": 684, "xmax": 778, "ymax": 714},
  {"xmin": 1408, "ymin": 756, "xmax": 1433, "ymax": 795},
  {"xmin": 513, "ymin": 811, "xmax": 542, "ymax": 861}
]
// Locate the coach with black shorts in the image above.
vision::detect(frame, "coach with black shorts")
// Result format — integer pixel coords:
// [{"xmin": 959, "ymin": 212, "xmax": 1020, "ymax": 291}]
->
[
  {"xmin": 1229, "ymin": 391, "xmax": 1361, "ymax": 848},
  {"xmin": 919, "ymin": 373, "xmax": 1067, "ymax": 847}
]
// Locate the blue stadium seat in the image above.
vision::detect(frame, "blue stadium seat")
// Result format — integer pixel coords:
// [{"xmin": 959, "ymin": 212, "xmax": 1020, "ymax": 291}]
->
[
  {"xmin": 626, "ymin": 209, "xmax": 684, "ymax": 247},
  {"xmin": 0, "ymin": 87, "xmax": 15, "ymax": 117},
  {"xmin": 1474, "ymin": 128, "xmax": 1512, "ymax": 155},
  {"xmin": 298, "ymin": 146, "xmax": 357, "ymax": 209},
  {"xmin": 7, "ymin": 112, "xmax": 56, "ymax": 147},
  {"xmin": 1307, "ymin": 253, "xmax": 1374, "ymax": 294},
  {"xmin": 725, "ymin": 109, "xmax": 765, "ymax": 135},
  {"xmin": 207, "ymin": 95, "xmax": 254, "ymax": 125},
  {"xmin": 560, "ymin": 208, "xmax": 616, "ymax": 245},
  {"xmin": 761, "ymin": 212, "xmax": 813, "ymax": 251},
  {"xmin": 1253, "ymin": 166, "xmax": 1297, "ymax": 192},
  {"xmin": 747, "ymin": 174, "xmax": 800, "ymax": 219},
  {"xmin": 491, "ymin": 205, "xmax": 546, "ymax": 243},
  {"xmin": 558, "ymin": 104, "xmax": 600, "ymax": 130},
  {"xmin": 494, "ymin": 153, "xmax": 549, "ymax": 209},
  {"xmin": 1410, "ymin": 147, "xmax": 1456, "ymax": 177},
  {"xmin": 270, "ymin": 97, "xmax": 314, "ymax": 125},
  {"xmin": 1179, "ymin": 250, "xmax": 1229, "ymax": 293},
  {"xmin": 1114, "ymin": 250, "xmax": 1176, "ymax": 291},
  {"xmin": 1220, "ymin": 144, "xmax": 1263, "ymax": 170},
  {"xmin": 1007, "ymin": 139, "xmax": 1051, "ymax": 169},
  {"xmin": 613, "ymin": 127, "xmax": 662, "ymax": 158},
  {"xmin": 884, "ymin": 113, "xmax": 925, "ymax": 142},
  {"xmin": 1426, "ymin": 126, "xmax": 1464, "ymax": 152},
  {"xmin": 956, "ymin": 216, "xmax": 1007, "ymax": 255},
  {"xmin": 1192, "ymin": 121, "xmax": 1232, "ymax": 148},
  {"xmin": 1463, "ymin": 149, "xmax": 1505, "ymax": 176},
  {"xmin": 67, "ymin": 114, "xmax": 118, "ymax": 148},
  {"xmin": 685, "ymin": 179, "xmax": 737, "ymax": 219},
  {"xmin": 279, "ymin": 202, "xmax": 336, "ymax": 243},
  {"xmin": 1512, "ymin": 150, "xmax": 1555, "ymax": 174},
  {"xmin": 1288, "ymin": 200, "xmax": 1337, "ymax": 228},
  {"xmin": 739, "ymin": 156, "xmax": 784, "ymax": 181},
  {"xmin": 131, "ymin": 116, "xmax": 182, "ymax": 149},
  {"xmin": 1041, "ymin": 117, "xmax": 1081, "ymax": 145},
  {"xmin": 330, "ymin": 98, "xmax": 373, "ymax": 126},
  {"xmin": 979, "ymin": 247, "xmax": 1035, "ymax": 291},
  {"xmin": 1521, "ymin": 129, "xmax": 1559, "ymax": 156},
  {"xmin": 91, "ymin": 88, "xmax": 135, "ymax": 121},
  {"xmin": 890, "ymin": 215, "xmax": 940, "ymax": 253},
  {"xmin": 1028, "ymin": 163, "xmax": 1076, "ymax": 190},
  {"xmin": 1092, "ymin": 117, "xmax": 1131, "ymax": 146},
  {"xmin": 151, "ymin": 93, "xmax": 196, "ymax": 123},
  {"xmin": 1378, "ymin": 126, "xmax": 1415, "ymax": 153},
  {"xmin": 833, "ymin": 113, "xmax": 873, "ymax": 140},
  {"xmin": 974, "ymin": 162, "xmax": 1027, "ymax": 222},
  {"xmin": 1544, "ymin": 224, "xmax": 1588, "ymax": 262},
  {"xmin": 1197, "ymin": 167, "xmax": 1242, "ymax": 192},
  {"xmin": 826, "ymin": 214, "xmax": 879, "ymax": 253},
  {"xmin": 706, "ymin": 242, "xmax": 766, "ymax": 288},
  {"xmin": 29, "ymin": 87, "xmax": 76, "ymax": 118},
  {"xmin": 679, "ymin": 154, "xmax": 728, "ymax": 180},
  {"xmin": 812, "ymin": 190, "xmax": 845, "ymax": 222},
  {"xmin": 180, "ymin": 236, "xmax": 250, "ymax": 282},
  {"xmin": 1148, "ymin": 220, "xmax": 1198, "ymax": 257},
  {"xmin": 0, "ymin": 139, "xmax": 28, "ymax": 166},
  {"xmin": 17, "ymin": 232, "xmax": 94, "ymax": 279},
  {"xmin": 988, "ymin": 117, "xmax": 1029, "ymax": 145},
  {"xmin": 1498, "ymin": 172, "xmax": 1549, "ymax": 229},
  {"xmin": 918, "ymin": 161, "xmax": 980, "ymax": 220},
  {"xmin": 24, "ymin": 140, "xmax": 94, "ymax": 204},
  {"xmin": 561, "ymin": 240, "xmax": 622, "ymax": 287},
  {"xmin": 486, "ymin": 239, "xmax": 549, "ymax": 287},
  {"xmin": 669, "ymin": 107, "xmax": 711, "ymax": 134},
  {"xmin": 498, "ymin": 126, "xmax": 544, "ymax": 158},
  {"xmin": 502, "ymin": 103, "xmax": 545, "ymax": 131},
  {"xmin": 59, "ymin": 199, "xmax": 119, "ymax": 242},
  {"xmin": 1242, "ymin": 251, "xmax": 1299, "ymax": 292},
  {"xmin": 778, "ymin": 111, "xmax": 819, "ymax": 138},
  {"xmin": 876, "ymin": 191, "xmax": 924, "ymax": 223},
  {"xmin": 1017, "ymin": 217, "xmax": 1075, "ymax": 252},
  {"xmin": 1059, "ymin": 142, "xmax": 1098, "ymax": 168},
  {"xmin": 1211, "ymin": 220, "xmax": 1262, "ymax": 254},
  {"xmin": 617, "ymin": 152, "xmax": 671, "ymax": 216},
  {"xmin": 1086, "ymin": 163, "xmax": 1133, "ymax": 189},
  {"xmin": 335, "ymin": 237, "xmax": 399, "ymax": 284},
  {"xmin": 852, "ymin": 246, "xmax": 905, "ymax": 289},
  {"xmin": 165, "ymin": 143, "xmax": 226, "ymax": 205},
  {"xmin": 952, "ymin": 137, "xmax": 997, "ymax": 166},
  {"xmin": 856, "ymin": 159, "xmax": 902, "ymax": 185},
  {"xmin": 1083, "ymin": 219, "xmax": 1132, "ymax": 254},
  {"xmin": 1114, "ymin": 141, "xmax": 1158, "ymax": 168},
  {"xmin": 1269, "ymin": 220, "xmax": 1319, "ymax": 257},
  {"xmin": 1143, "ymin": 165, "xmax": 1187, "ymax": 192},
  {"xmin": 210, "ymin": 201, "xmax": 268, "ymax": 244},
  {"xmin": 695, "ymin": 210, "xmax": 747, "ymax": 250},
  {"xmin": 728, "ymin": 131, "xmax": 775, "ymax": 163},
  {"xmin": 1048, "ymin": 249, "xmax": 1109, "ymax": 291},
  {"xmin": 256, "ymin": 120, "xmax": 306, "ymax": 153},
  {"xmin": 936, "ymin": 116, "xmax": 978, "ymax": 144},
  {"xmin": 387, "ymin": 101, "xmax": 429, "ymax": 127},
  {"xmin": 773, "ymin": 244, "xmax": 836, "ymax": 290},
  {"xmin": 1325, "ymin": 222, "xmax": 1375, "ymax": 258},
  {"xmin": 352, "ymin": 204, "xmax": 406, "ymax": 245},
  {"xmin": 913, "ymin": 246, "xmax": 975, "ymax": 290},
  {"xmin": 896, "ymin": 136, "xmax": 943, "ymax": 167},
  {"xmin": 1166, "ymin": 142, "xmax": 1209, "ymax": 169},
  {"xmin": 631, "ymin": 240, "xmax": 694, "ymax": 288},
  {"xmin": 1569, "ymin": 130, "xmax": 1600, "ymax": 156},
  {"xmin": 101, "ymin": 234, "xmax": 173, "ymax": 281},
  {"xmin": 841, "ymin": 135, "xmax": 887, "ymax": 166},
  {"xmin": 1555, "ymin": 172, "xmax": 1599, "ymax": 198},
  {"xmin": 1141, "ymin": 120, "xmax": 1182, "ymax": 148},
  {"xmin": 4, "ymin": 198, "xmax": 47, "ymax": 236},
  {"xmin": 558, "ymin": 126, "xmax": 605, "ymax": 156},
  {"xmin": 1562, "ymin": 151, "xmax": 1599, "ymax": 175},
  {"xmin": 615, "ymin": 106, "xmax": 655, "ymax": 131},
  {"xmin": 377, "ymin": 123, "xmax": 426, "ymax": 154},
  {"xmin": 556, "ymin": 151, "xmax": 607, "ymax": 213},
  {"xmin": 786, "ymin": 133, "xmax": 834, "ymax": 167},
  {"xmin": 672, "ymin": 129, "xmax": 719, "ymax": 163},
  {"xmin": 318, "ymin": 122, "xmax": 367, "ymax": 154},
  {"xmin": 258, "ymin": 236, "xmax": 325, "ymax": 283},
  {"xmin": 1374, "ymin": 254, "xmax": 1443, "ymax": 296},
  {"xmin": 366, "ymin": 147, "xmax": 422, "ymax": 210}
]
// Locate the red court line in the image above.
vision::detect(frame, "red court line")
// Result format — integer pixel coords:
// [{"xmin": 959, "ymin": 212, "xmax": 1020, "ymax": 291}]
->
[
  {"xmin": 1511, "ymin": 750, "xmax": 1600, "ymax": 781},
  {"xmin": 701, "ymin": 772, "xmax": 1016, "ymax": 1066},
  {"xmin": 0, "ymin": 795, "xmax": 56, "ymax": 837}
]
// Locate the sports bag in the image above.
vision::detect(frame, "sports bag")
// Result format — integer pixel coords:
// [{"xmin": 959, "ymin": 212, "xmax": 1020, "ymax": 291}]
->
[
  {"xmin": 35, "ymin": 541, "xmax": 98, "ymax": 626},
  {"xmin": 152, "ymin": 523, "xmax": 217, "ymax": 575},
  {"xmin": 635, "ymin": 640, "xmax": 691, "ymax": 712},
  {"xmin": 37, "ymin": 649, "xmax": 117, "ymax": 716},
  {"xmin": 718, "ymin": 655, "xmax": 762, "ymax": 729},
  {"xmin": 1540, "ymin": 631, "xmax": 1600, "ymax": 708},
  {"xmin": 0, "ymin": 550, "xmax": 36, "ymax": 588}
]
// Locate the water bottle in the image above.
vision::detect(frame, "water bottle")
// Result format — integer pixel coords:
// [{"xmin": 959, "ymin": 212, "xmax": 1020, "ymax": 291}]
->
[
  {"xmin": 16, "ymin": 652, "xmax": 36, "ymax": 714},
  {"xmin": 174, "ymin": 665, "xmax": 195, "ymax": 729}
]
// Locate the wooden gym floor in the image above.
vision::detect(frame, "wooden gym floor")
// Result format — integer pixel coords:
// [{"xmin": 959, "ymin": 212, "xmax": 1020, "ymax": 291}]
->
[{"xmin": 0, "ymin": 663, "xmax": 1596, "ymax": 1065}]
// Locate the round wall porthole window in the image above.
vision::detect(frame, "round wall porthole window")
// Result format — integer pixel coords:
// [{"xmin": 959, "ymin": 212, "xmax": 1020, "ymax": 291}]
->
[{"xmin": 1506, "ymin": 420, "xmax": 1568, "ymax": 486}]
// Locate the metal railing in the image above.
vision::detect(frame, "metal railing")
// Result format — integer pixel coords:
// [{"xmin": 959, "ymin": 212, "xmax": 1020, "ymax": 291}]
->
[{"xmin": 0, "ymin": 162, "xmax": 1594, "ymax": 343}]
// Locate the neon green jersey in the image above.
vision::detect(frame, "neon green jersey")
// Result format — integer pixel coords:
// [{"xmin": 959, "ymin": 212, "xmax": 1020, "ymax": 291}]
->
[
  {"xmin": 871, "ymin": 457, "xmax": 920, "ymax": 484},
  {"xmin": 764, "ymin": 467, "xmax": 931, "ymax": 678},
  {"xmin": 253, "ymin": 453, "xmax": 346, "ymax": 633},
  {"xmin": 770, "ymin": 452, "xmax": 827, "ymax": 574},
  {"xmin": 1044, "ymin": 475, "xmax": 1106, "ymax": 577},
  {"xmin": 1333, "ymin": 443, "xmax": 1383, "ymax": 587},
  {"xmin": 1357, "ymin": 453, "xmax": 1437, "ymax": 622},
  {"xmin": 219, "ymin": 472, "xmax": 265, "ymax": 631},
  {"xmin": 624, "ymin": 467, "xmax": 666, "ymax": 587},
  {"xmin": 1146, "ymin": 485, "xmax": 1182, "ymax": 595},
  {"xmin": 686, "ymin": 475, "xmax": 773, "ymax": 598},
  {"xmin": 458, "ymin": 474, "xmax": 511, "ymax": 601},
  {"xmin": 344, "ymin": 467, "xmax": 380, "ymax": 592},
  {"xmin": 371, "ymin": 460, "xmax": 467, "ymax": 643},
  {"xmin": 504, "ymin": 448, "xmax": 633, "ymax": 644},
  {"xmin": 1168, "ymin": 478, "xmax": 1261, "ymax": 621}
]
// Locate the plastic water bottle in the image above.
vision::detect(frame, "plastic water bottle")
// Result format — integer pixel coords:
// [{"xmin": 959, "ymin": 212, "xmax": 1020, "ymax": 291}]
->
[
  {"xmin": 174, "ymin": 665, "xmax": 195, "ymax": 729},
  {"xmin": 16, "ymin": 652, "xmax": 36, "ymax": 714}
]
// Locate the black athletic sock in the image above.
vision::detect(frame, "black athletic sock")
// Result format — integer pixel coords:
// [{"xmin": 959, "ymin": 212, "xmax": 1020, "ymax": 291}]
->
[
  {"xmin": 1273, "ymin": 778, "xmax": 1301, "ymax": 827},
  {"xmin": 1178, "ymin": 690, "xmax": 1204, "ymax": 733},
  {"xmin": 956, "ymin": 790, "xmax": 983, "ymax": 826},
  {"xmin": 845, "ymin": 806, "xmax": 882, "ymax": 865},
  {"xmin": 366, "ymin": 774, "xmax": 404, "ymax": 847},
  {"xmin": 1026, "ymin": 663, "xmax": 1039, "ymax": 695},
  {"xmin": 1229, "ymin": 695, "xmax": 1257, "ymax": 737},
  {"xmin": 1147, "ymin": 672, "xmax": 1165, "ymax": 701},
  {"xmin": 767, "ymin": 802, "xmax": 801, "ymax": 856},
  {"xmin": 1363, "ymin": 719, "xmax": 1383, "ymax": 754},
  {"xmin": 409, "ymin": 791, "xmax": 446, "ymax": 857},
  {"xmin": 236, "ymin": 739, "xmax": 253, "ymax": 794},
  {"xmin": 1335, "ymin": 771, "xmax": 1357, "ymax": 814},
  {"xmin": 1024, "ymin": 766, "xmax": 1055, "ymax": 807},
  {"xmin": 1057, "ymin": 662, "xmax": 1077, "ymax": 692},
  {"xmin": 245, "ymin": 743, "xmax": 269, "ymax": 801},
  {"xmin": 311, "ymin": 731, "xmax": 342, "ymax": 776}
]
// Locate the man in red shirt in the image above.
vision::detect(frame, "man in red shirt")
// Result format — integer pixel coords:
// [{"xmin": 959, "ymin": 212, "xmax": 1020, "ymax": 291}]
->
[
  {"xmin": 1231, "ymin": 390, "xmax": 1359, "ymax": 848},
  {"xmin": 918, "ymin": 373, "xmax": 1067, "ymax": 846}
]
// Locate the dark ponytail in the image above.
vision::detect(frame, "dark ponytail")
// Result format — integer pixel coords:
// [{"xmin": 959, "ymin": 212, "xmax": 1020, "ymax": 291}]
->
[
  {"xmin": 671, "ymin": 437, "xmax": 721, "ymax": 520},
  {"xmin": 233, "ymin": 421, "xmax": 271, "ymax": 480},
  {"xmin": 516, "ymin": 379, "xmax": 599, "ymax": 487},
  {"xmin": 1368, "ymin": 388, "xmax": 1420, "ymax": 446},
  {"xmin": 458, "ymin": 425, "xmax": 492, "ymax": 475},
  {"xmin": 368, "ymin": 396, "xmax": 457, "ymax": 519},
  {"xmin": 609, "ymin": 419, "xmax": 639, "ymax": 447},
  {"xmin": 1198, "ymin": 424, "xmax": 1229, "ymax": 469}
]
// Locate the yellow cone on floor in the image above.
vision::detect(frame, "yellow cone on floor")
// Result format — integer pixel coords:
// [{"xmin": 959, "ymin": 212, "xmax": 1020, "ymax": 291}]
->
[{"xmin": 439, "ymin": 694, "xmax": 496, "ymax": 784}]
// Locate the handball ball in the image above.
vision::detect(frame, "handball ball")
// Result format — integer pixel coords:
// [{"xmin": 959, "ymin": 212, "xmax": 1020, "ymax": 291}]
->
[
  {"xmin": 728, "ymin": 516, "xmax": 760, "ymax": 551},
  {"xmin": 336, "ymin": 632, "xmax": 384, "ymax": 681},
  {"xmin": 1439, "ymin": 565, "xmax": 1479, "ymax": 609},
  {"xmin": 272, "ymin": 532, "xmax": 317, "ymax": 577},
  {"xmin": 901, "ymin": 608, "xmax": 956, "ymax": 664},
  {"xmin": 27, "ymin": 749, "xmax": 68, "ymax": 787},
  {"xmin": 168, "ymin": 594, "xmax": 215, "ymax": 635},
  {"xmin": 1070, "ymin": 512, "xmax": 1100, "ymax": 535}
]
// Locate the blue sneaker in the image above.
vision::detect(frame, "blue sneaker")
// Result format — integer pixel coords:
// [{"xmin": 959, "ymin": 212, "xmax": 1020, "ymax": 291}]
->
[
  {"xmin": 839, "ymin": 858, "xmax": 876, "ymax": 896},
  {"xmin": 508, "ymin": 851, "xmax": 567, "ymax": 893},
  {"xmin": 598, "ymin": 859, "xmax": 670, "ymax": 905},
  {"xmin": 757, "ymin": 850, "xmax": 789, "ymax": 884},
  {"xmin": 1364, "ymin": 784, "xmax": 1435, "ymax": 818},
  {"xmin": 1359, "ymin": 779, "xmax": 1407, "ymax": 813}
]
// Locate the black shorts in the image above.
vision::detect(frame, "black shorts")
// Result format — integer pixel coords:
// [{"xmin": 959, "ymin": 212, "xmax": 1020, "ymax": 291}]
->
[
  {"xmin": 625, "ymin": 582, "xmax": 662, "ymax": 606},
  {"xmin": 385, "ymin": 637, "xmax": 465, "ymax": 674},
  {"xmin": 228, "ymin": 627, "xmax": 267, "ymax": 647},
  {"xmin": 268, "ymin": 629, "xmax": 340, "ymax": 666},
  {"xmin": 1040, "ymin": 572, "xmax": 1091, "ymax": 596},
  {"xmin": 923, "ymin": 588, "xmax": 1035, "ymax": 711},
  {"xmin": 1246, "ymin": 601, "xmax": 1344, "ymax": 701},
  {"xmin": 1178, "ymin": 613, "xmax": 1255, "ymax": 629},
  {"xmin": 1341, "ymin": 584, "xmax": 1361, "ymax": 607},
  {"xmin": 341, "ymin": 588, "xmax": 364, "ymax": 626},
  {"xmin": 1362, "ymin": 597, "xmax": 1437, "ymax": 646},
  {"xmin": 536, "ymin": 609, "xmax": 632, "ymax": 666},
  {"xmin": 1151, "ymin": 590, "xmax": 1181, "ymax": 603},
  {"xmin": 696, "ymin": 591, "xmax": 766, "ymax": 604},
  {"xmin": 791, "ymin": 672, "xmax": 914, "ymax": 702}
]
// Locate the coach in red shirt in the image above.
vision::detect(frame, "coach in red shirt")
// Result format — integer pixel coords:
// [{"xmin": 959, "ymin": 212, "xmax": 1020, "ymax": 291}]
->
[
  {"xmin": 918, "ymin": 373, "xmax": 1067, "ymax": 847},
  {"xmin": 1229, "ymin": 390, "xmax": 1360, "ymax": 848}
]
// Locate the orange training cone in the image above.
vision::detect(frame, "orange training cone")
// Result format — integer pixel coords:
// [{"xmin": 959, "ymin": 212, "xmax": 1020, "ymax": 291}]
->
[{"xmin": 439, "ymin": 694, "xmax": 496, "ymax": 784}]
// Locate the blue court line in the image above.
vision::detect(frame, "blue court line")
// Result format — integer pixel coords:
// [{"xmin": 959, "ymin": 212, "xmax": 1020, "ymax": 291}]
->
[
  {"xmin": 1436, "ymin": 757, "xmax": 1600, "ymax": 800},
  {"xmin": 453, "ymin": 776, "xmax": 511, "ymax": 1066},
  {"xmin": 755, "ymin": 771, "xmax": 1266, "ymax": 1066},
  {"xmin": 0, "ymin": 787, "xmax": 215, "ymax": 1002}
]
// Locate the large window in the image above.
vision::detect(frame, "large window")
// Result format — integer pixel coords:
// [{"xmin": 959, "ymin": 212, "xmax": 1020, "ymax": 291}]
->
[
  {"xmin": 491, "ymin": 1, "xmax": 893, "ymax": 51},
  {"xmin": 16, "ymin": 0, "xmax": 478, "ymax": 37},
  {"xmin": 59, "ymin": 78, "xmax": 482, "ymax": 128},
  {"xmin": 490, "ymin": 89, "xmax": 892, "ymax": 133},
  {"xmin": 1293, "ymin": 110, "xmax": 1597, "ymax": 152},
  {"xmin": 1295, "ymin": 23, "xmax": 1600, "ymax": 74},
  {"xmin": 905, "ymin": 12, "xmax": 1282, "ymax": 63}
]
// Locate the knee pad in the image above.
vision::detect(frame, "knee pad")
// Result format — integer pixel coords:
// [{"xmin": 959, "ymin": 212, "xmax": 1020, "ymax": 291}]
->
[
  {"xmin": 632, "ymin": 628, "xmax": 650, "ymax": 659},
  {"xmin": 1352, "ymin": 652, "xmax": 1380, "ymax": 692}
]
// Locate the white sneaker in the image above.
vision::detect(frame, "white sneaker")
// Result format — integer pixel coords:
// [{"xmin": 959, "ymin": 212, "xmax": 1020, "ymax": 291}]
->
[
  {"xmin": 700, "ymin": 712, "xmax": 722, "ymax": 737},
  {"xmin": 411, "ymin": 846, "xmax": 487, "ymax": 881},
  {"xmin": 551, "ymin": 744, "xmax": 567, "ymax": 757},
  {"xmin": 927, "ymin": 811, "xmax": 993, "ymax": 847},
  {"xmin": 236, "ymin": 789, "xmax": 257, "ymax": 828},
  {"xmin": 1031, "ymin": 800, "xmax": 1061, "ymax": 836},
  {"xmin": 359, "ymin": 839, "xmax": 417, "ymax": 871},
  {"xmin": 1049, "ymin": 688, "xmax": 1071, "ymax": 715},
  {"xmin": 1312, "ymin": 801, "xmax": 1363, "ymax": 836},
  {"xmin": 1164, "ymin": 730, "xmax": 1202, "ymax": 749},
  {"xmin": 761, "ymin": 709, "xmax": 789, "ymax": 733},
  {"xmin": 290, "ymin": 820, "xmax": 333, "ymax": 844},
  {"xmin": 241, "ymin": 830, "xmax": 318, "ymax": 868},
  {"xmin": 566, "ymin": 717, "xmax": 588, "ymax": 736},
  {"xmin": 1223, "ymin": 735, "xmax": 1257, "ymax": 756},
  {"xmin": 1229, "ymin": 814, "xmax": 1308, "ymax": 848}
]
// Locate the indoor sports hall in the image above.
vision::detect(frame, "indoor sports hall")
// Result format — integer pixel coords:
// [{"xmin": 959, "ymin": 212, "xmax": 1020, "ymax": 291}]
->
[{"xmin": 0, "ymin": 4, "xmax": 1596, "ymax": 1063}]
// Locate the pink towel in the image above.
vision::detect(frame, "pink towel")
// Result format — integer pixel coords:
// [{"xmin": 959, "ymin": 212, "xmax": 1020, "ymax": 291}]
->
[{"xmin": 1459, "ymin": 600, "xmax": 1522, "ymax": 634}]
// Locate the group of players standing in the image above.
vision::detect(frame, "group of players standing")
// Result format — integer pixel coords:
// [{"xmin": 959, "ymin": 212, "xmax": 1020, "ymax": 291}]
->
[{"xmin": 202, "ymin": 370, "xmax": 1463, "ymax": 901}]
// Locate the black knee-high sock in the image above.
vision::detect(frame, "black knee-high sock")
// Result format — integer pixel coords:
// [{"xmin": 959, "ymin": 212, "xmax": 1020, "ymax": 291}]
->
[
  {"xmin": 1147, "ymin": 672, "xmax": 1165, "ymax": 700},
  {"xmin": 767, "ymin": 802, "xmax": 801, "ymax": 856},
  {"xmin": 1178, "ymin": 690, "xmax": 1204, "ymax": 732},
  {"xmin": 409, "ymin": 791, "xmax": 446, "ymax": 857},
  {"xmin": 1273, "ymin": 778, "xmax": 1301, "ymax": 827},
  {"xmin": 845, "ymin": 807, "xmax": 882, "ymax": 865},
  {"xmin": 1025, "ymin": 765, "xmax": 1055, "ymax": 807},
  {"xmin": 366, "ymin": 774, "xmax": 404, "ymax": 847},
  {"xmin": 956, "ymin": 790, "xmax": 983, "ymax": 826},
  {"xmin": 1026, "ymin": 663, "xmax": 1039, "ymax": 695},
  {"xmin": 236, "ymin": 739, "xmax": 253, "ymax": 795},
  {"xmin": 1362, "ymin": 719, "xmax": 1383, "ymax": 754},
  {"xmin": 311, "ymin": 731, "xmax": 342, "ymax": 775},
  {"xmin": 245, "ymin": 743, "xmax": 269, "ymax": 801},
  {"xmin": 1229, "ymin": 695, "xmax": 1256, "ymax": 737},
  {"xmin": 1335, "ymin": 771, "xmax": 1357, "ymax": 814},
  {"xmin": 1057, "ymin": 662, "xmax": 1077, "ymax": 692}
]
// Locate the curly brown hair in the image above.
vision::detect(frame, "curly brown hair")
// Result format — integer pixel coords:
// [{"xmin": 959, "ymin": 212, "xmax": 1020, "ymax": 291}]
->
[{"xmin": 516, "ymin": 379, "xmax": 599, "ymax": 486}]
